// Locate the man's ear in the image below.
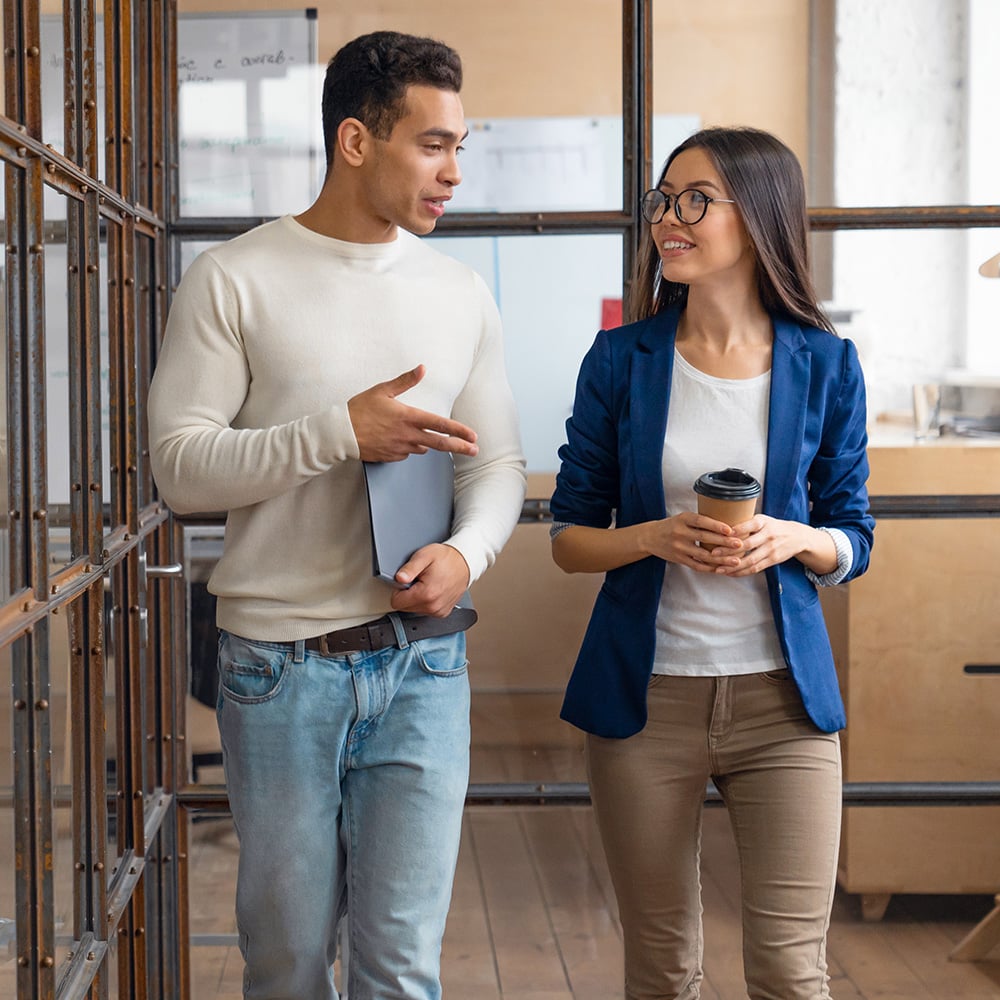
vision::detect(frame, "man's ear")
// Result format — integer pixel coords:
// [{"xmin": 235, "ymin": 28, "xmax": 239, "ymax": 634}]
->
[{"xmin": 336, "ymin": 118, "xmax": 369, "ymax": 167}]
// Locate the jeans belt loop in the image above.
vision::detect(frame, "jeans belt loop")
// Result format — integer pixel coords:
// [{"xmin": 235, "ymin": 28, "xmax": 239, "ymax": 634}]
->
[{"xmin": 387, "ymin": 612, "xmax": 409, "ymax": 650}]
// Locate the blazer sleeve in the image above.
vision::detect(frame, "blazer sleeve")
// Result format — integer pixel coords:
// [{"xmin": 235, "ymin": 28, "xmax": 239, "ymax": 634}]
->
[
  {"xmin": 550, "ymin": 330, "xmax": 622, "ymax": 528},
  {"xmin": 808, "ymin": 337, "xmax": 875, "ymax": 581}
]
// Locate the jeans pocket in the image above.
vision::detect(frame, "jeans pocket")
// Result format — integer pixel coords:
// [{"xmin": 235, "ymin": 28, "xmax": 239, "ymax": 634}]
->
[
  {"xmin": 412, "ymin": 632, "xmax": 469, "ymax": 677},
  {"xmin": 218, "ymin": 631, "xmax": 291, "ymax": 704},
  {"xmin": 756, "ymin": 667, "xmax": 792, "ymax": 686}
]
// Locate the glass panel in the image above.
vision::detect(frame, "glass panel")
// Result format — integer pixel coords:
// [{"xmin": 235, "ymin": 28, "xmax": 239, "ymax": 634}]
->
[
  {"xmin": 49, "ymin": 613, "xmax": 75, "ymax": 961},
  {"xmin": 133, "ymin": 4, "xmax": 153, "ymax": 212},
  {"xmin": 105, "ymin": 571, "xmax": 121, "ymax": 863},
  {"xmin": 136, "ymin": 236, "xmax": 154, "ymax": 508},
  {"xmin": 103, "ymin": 227, "xmax": 120, "ymax": 531},
  {"xmin": 40, "ymin": 12, "xmax": 67, "ymax": 156},
  {"xmin": 188, "ymin": 813, "xmax": 241, "ymax": 998},
  {"xmin": 825, "ymin": 0, "xmax": 973, "ymax": 208},
  {"xmin": 429, "ymin": 233, "xmax": 623, "ymax": 475},
  {"xmin": 44, "ymin": 198, "xmax": 73, "ymax": 568},
  {"xmin": 652, "ymin": 2, "xmax": 809, "ymax": 184},
  {"xmin": 176, "ymin": 12, "xmax": 324, "ymax": 216},
  {"xmin": 100, "ymin": 235, "xmax": 112, "ymax": 519},
  {"xmin": 820, "ymin": 227, "xmax": 1000, "ymax": 429},
  {"xmin": 0, "ymin": 643, "xmax": 15, "ymax": 997}
]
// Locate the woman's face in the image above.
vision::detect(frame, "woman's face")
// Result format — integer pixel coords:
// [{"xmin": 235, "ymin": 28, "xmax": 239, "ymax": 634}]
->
[{"xmin": 652, "ymin": 146, "xmax": 755, "ymax": 291}]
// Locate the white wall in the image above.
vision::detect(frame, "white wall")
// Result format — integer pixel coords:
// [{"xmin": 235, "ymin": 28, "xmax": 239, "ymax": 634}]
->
[{"xmin": 832, "ymin": 0, "xmax": 969, "ymax": 421}]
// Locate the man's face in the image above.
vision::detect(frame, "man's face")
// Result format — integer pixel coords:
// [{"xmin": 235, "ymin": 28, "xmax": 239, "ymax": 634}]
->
[{"xmin": 361, "ymin": 85, "xmax": 467, "ymax": 238}]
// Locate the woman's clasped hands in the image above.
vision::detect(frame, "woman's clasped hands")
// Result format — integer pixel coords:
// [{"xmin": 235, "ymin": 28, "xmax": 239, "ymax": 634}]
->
[{"xmin": 646, "ymin": 512, "xmax": 814, "ymax": 577}]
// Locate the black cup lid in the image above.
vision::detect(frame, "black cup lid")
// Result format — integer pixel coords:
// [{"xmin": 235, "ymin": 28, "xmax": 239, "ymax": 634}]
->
[{"xmin": 693, "ymin": 468, "xmax": 762, "ymax": 501}]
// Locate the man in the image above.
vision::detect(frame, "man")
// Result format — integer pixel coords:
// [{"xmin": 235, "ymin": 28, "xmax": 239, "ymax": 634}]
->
[{"xmin": 148, "ymin": 31, "xmax": 525, "ymax": 1000}]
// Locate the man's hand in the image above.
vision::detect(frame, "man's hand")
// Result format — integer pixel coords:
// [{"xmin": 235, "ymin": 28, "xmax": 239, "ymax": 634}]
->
[
  {"xmin": 349, "ymin": 364, "xmax": 478, "ymax": 462},
  {"xmin": 390, "ymin": 543, "xmax": 471, "ymax": 618}
]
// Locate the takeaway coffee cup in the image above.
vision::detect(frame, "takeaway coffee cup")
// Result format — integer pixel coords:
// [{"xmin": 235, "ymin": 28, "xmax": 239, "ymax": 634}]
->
[{"xmin": 693, "ymin": 468, "xmax": 762, "ymax": 527}]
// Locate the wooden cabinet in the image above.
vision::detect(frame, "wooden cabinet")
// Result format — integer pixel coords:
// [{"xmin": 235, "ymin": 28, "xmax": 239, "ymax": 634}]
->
[{"xmin": 821, "ymin": 434, "xmax": 1000, "ymax": 918}]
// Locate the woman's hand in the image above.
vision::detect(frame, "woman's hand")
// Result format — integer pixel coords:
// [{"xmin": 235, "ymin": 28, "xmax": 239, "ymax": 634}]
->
[
  {"xmin": 707, "ymin": 515, "xmax": 837, "ymax": 577},
  {"xmin": 641, "ymin": 512, "xmax": 745, "ymax": 573}
]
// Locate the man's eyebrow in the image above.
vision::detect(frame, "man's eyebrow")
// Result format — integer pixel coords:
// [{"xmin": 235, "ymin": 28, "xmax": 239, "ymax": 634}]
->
[{"xmin": 418, "ymin": 127, "xmax": 470, "ymax": 143}]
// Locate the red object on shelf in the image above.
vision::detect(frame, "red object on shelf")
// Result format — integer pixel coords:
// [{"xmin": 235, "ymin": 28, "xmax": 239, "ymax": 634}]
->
[{"xmin": 601, "ymin": 297, "xmax": 623, "ymax": 330}]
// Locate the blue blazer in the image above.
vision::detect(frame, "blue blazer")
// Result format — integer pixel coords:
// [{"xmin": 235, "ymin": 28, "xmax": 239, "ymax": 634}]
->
[{"xmin": 551, "ymin": 307, "xmax": 875, "ymax": 737}]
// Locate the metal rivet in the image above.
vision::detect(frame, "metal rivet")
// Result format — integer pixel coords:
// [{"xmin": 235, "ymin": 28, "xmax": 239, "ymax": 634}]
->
[
  {"xmin": 14, "ymin": 700, "xmax": 26, "ymax": 710},
  {"xmin": 85, "ymin": 99, "xmax": 95, "ymax": 110},
  {"xmin": 94, "ymin": 862, "xmax": 104, "ymax": 871},
  {"xmin": 36, "ymin": 700, "xmax": 49, "ymax": 711},
  {"xmin": 32, "ymin": 508, "xmax": 47, "ymax": 519},
  {"xmin": 41, "ymin": 956, "xmax": 54, "ymax": 968},
  {"xmin": 27, "ymin": 46, "xmax": 39, "ymax": 57}
]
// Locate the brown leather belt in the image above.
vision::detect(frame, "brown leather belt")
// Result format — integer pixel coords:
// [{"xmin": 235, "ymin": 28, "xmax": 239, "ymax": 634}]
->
[{"xmin": 304, "ymin": 606, "xmax": 478, "ymax": 657}]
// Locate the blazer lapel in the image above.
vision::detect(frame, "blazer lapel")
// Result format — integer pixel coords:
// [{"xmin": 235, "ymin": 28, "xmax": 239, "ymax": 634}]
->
[
  {"xmin": 765, "ymin": 317, "xmax": 810, "ymax": 517},
  {"xmin": 630, "ymin": 311, "xmax": 678, "ymax": 521}
]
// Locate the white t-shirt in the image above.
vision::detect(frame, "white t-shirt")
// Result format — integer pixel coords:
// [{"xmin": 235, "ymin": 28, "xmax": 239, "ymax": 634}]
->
[{"xmin": 652, "ymin": 350, "xmax": 786, "ymax": 676}]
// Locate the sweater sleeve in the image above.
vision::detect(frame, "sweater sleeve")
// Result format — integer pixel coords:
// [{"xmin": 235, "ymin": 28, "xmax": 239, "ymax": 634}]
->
[
  {"xmin": 445, "ymin": 273, "xmax": 527, "ymax": 583},
  {"xmin": 147, "ymin": 252, "xmax": 359, "ymax": 515}
]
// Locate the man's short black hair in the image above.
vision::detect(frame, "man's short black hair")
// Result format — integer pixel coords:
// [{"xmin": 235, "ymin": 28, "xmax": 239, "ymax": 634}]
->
[{"xmin": 322, "ymin": 30, "xmax": 463, "ymax": 167}]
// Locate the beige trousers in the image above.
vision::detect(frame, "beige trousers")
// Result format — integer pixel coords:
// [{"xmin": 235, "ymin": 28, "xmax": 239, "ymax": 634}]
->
[{"xmin": 586, "ymin": 670, "xmax": 842, "ymax": 1000}]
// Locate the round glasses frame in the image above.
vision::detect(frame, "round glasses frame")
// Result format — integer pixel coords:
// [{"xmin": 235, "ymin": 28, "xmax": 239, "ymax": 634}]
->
[{"xmin": 640, "ymin": 188, "xmax": 737, "ymax": 225}]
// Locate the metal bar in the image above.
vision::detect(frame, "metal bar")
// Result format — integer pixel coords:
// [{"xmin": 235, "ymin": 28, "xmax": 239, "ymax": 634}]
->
[
  {"xmin": 175, "ymin": 780, "xmax": 1000, "ymax": 811},
  {"xmin": 621, "ymin": 0, "xmax": 651, "ymax": 303},
  {"xmin": 0, "ymin": 120, "xmax": 163, "ymax": 228},
  {"xmin": 58, "ymin": 935, "xmax": 109, "ymax": 1000},
  {"xmin": 868, "ymin": 494, "xmax": 1000, "ymax": 518},
  {"xmin": 809, "ymin": 205, "xmax": 1000, "ymax": 229}
]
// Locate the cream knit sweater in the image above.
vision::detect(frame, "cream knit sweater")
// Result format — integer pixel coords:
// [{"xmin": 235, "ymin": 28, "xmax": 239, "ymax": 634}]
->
[{"xmin": 148, "ymin": 215, "xmax": 526, "ymax": 640}]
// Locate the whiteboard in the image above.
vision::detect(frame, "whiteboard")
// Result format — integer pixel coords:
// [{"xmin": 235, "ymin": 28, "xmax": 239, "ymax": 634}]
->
[{"xmin": 177, "ymin": 12, "xmax": 323, "ymax": 216}]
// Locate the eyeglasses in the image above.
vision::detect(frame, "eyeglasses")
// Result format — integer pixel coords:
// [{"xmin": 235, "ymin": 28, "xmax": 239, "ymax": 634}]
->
[{"xmin": 640, "ymin": 188, "xmax": 736, "ymax": 225}]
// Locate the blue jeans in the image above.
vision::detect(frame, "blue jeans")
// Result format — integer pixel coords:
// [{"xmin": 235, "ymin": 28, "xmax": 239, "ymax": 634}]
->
[{"xmin": 216, "ymin": 621, "xmax": 471, "ymax": 1000}]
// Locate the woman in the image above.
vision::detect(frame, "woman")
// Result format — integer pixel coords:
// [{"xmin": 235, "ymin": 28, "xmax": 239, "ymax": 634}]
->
[{"xmin": 550, "ymin": 127, "xmax": 874, "ymax": 999}]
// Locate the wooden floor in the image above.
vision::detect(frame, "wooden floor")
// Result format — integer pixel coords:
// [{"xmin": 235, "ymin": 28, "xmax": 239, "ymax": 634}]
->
[{"xmin": 187, "ymin": 804, "xmax": 1000, "ymax": 1000}]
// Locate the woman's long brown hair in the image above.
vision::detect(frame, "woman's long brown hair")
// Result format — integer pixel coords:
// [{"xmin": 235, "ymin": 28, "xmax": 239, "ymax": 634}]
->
[{"xmin": 627, "ymin": 126, "xmax": 834, "ymax": 334}]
